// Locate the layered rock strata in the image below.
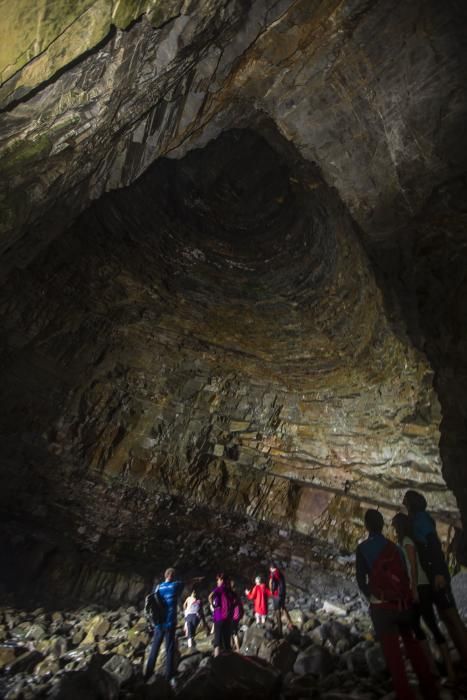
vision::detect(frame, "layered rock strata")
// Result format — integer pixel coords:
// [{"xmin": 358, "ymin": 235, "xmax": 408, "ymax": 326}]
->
[{"xmin": 0, "ymin": 130, "xmax": 455, "ymax": 557}]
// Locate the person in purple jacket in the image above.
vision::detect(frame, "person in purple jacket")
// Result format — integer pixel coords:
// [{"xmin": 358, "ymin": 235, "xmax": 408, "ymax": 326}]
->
[{"xmin": 208, "ymin": 573, "xmax": 235, "ymax": 656}]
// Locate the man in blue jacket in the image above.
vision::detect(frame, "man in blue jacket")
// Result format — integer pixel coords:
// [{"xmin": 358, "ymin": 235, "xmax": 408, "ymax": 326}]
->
[{"xmin": 144, "ymin": 567, "xmax": 183, "ymax": 684}]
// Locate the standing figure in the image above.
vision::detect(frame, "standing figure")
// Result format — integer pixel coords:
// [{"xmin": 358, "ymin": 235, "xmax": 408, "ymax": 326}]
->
[
  {"xmin": 245, "ymin": 576, "xmax": 271, "ymax": 625},
  {"xmin": 269, "ymin": 563, "xmax": 293, "ymax": 636},
  {"xmin": 183, "ymin": 587, "xmax": 208, "ymax": 649},
  {"xmin": 208, "ymin": 573, "xmax": 235, "ymax": 656},
  {"xmin": 392, "ymin": 512, "xmax": 455, "ymax": 681},
  {"xmin": 356, "ymin": 509, "xmax": 439, "ymax": 700},
  {"xmin": 403, "ymin": 489, "xmax": 467, "ymax": 666},
  {"xmin": 144, "ymin": 567, "xmax": 183, "ymax": 686},
  {"xmin": 230, "ymin": 580, "xmax": 244, "ymax": 651}
]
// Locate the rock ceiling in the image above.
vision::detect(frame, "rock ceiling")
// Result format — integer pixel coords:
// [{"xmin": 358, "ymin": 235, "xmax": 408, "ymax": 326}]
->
[{"xmin": 1, "ymin": 0, "xmax": 467, "ymax": 558}]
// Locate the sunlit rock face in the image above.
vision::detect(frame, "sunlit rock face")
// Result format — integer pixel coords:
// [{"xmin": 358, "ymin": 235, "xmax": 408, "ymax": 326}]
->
[{"xmin": 0, "ymin": 0, "xmax": 466, "ymax": 594}]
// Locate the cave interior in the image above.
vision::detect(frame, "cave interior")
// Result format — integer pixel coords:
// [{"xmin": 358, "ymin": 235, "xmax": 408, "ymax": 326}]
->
[{"xmin": 0, "ymin": 0, "xmax": 467, "ymax": 610}]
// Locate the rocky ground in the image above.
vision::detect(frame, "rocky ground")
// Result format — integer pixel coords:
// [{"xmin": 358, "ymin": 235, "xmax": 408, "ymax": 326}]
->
[{"xmin": 1, "ymin": 568, "xmax": 467, "ymax": 700}]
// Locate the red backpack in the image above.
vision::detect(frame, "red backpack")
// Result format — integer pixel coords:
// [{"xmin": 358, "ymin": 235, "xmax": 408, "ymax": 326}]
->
[{"xmin": 369, "ymin": 541, "xmax": 412, "ymax": 606}]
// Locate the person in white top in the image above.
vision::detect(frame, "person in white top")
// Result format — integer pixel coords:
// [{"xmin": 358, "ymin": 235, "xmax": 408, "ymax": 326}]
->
[
  {"xmin": 183, "ymin": 588, "xmax": 208, "ymax": 649},
  {"xmin": 392, "ymin": 513, "xmax": 454, "ymax": 682}
]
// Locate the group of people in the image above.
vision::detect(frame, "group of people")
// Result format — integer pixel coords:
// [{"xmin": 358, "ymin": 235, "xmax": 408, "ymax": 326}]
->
[
  {"xmin": 356, "ymin": 489, "xmax": 467, "ymax": 700},
  {"xmin": 143, "ymin": 488, "xmax": 466, "ymax": 696},
  {"xmin": 143, "ymin": 563, "xmax": 291, "ymax": 685}
]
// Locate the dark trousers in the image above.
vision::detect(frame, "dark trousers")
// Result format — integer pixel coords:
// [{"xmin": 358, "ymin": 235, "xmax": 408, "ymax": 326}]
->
[
  {"xmin": 185, "ymin": 613, "xmax": 199, "ymax": 638},
  {"xmin": 145, "ymin": 625, "xmax": 176, "ymax": 680},
  {"xmin": 411, "ymin": 585, "xmax": 446, "ymax": 644},
  {"xmin": 214, "ymin": 619, "xmax": 232, "ymax": 651}
]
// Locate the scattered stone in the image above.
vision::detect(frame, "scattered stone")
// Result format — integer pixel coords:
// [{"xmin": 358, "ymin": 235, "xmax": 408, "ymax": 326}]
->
[
  {"xmin": 0, "ymin": 645, "xmax": 17, "ymax": 668},
  {"xmin": 8, "ymin": 649, "xmax": 43, "ymax": 674},
  {"xmin": 365, "ymin": 644, "xmax": 387, "ymax": 676},
  {"xmin": 83, "ymin": 615, "xmax": 111, "ymax": 643},
  {"xmin": 321, "ymin": 601, "xmax": 348, "ymax": 617},
  {"xmin": 25, "ymin": 623, "xmax": 47, "ymax": 641},
  {"xmin": 240, "ymin": 624, "xmax": 267, "ymax": 655},
  {"xmin": 35, "ymin": 655, "xmax": 61, "ymax": 676},
  {"xmin": 48, "ymin": 663, "xmax": 119, "ymax": 700},
  {"xmin": 258, "ymin": 638, "xmax": 297, "ymax": 673},
  {"xmin": 178, "ymin": 653, "xmax": 281, "ymax": 700}
]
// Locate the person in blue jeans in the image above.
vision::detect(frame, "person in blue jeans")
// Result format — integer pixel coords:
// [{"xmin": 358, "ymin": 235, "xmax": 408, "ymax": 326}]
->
[{"xmin": 144, "ymin": 567, "xmax": 183, "ymax": 683}]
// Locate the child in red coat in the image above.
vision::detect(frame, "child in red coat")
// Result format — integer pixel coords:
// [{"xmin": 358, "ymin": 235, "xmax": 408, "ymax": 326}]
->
[{"xmin": 245, "ymin": 576, "xmax": 272, "ymax": 625}]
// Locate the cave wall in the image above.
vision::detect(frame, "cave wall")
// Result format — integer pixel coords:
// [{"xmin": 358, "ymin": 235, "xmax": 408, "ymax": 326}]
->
[
  {"xmin": 1, "ymin": 0, "xmax": 467, "ymax": 586},
  {"xmin": 0, "ymin": 130, "xmax": 456, "ymax": 550}
]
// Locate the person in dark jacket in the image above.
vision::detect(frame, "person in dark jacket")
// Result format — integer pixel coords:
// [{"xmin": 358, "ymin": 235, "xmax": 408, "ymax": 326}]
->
[
  {"xmin": 403, "ymin": 489, "xmax": 467, "ymax": 665},
  {"xmin": 269, "ymin": 563, "xmax": 293, "ymax": 636},
  {"xmin": 392, "ymin": 512, "xmax": 454, "ymax": 681},
  {"xmin": 356, "ymin": 509, "xmax": 438, "ymax": 700},
  {"xmin": 144, "ymin": 567, "xmax": 183, "ymax": 684}
]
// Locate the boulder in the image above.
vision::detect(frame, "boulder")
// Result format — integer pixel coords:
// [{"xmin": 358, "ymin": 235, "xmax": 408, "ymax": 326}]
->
[
  {"xmin": 178, "ymin": 653, "xmax": 281, "ymax": 700},
  {"xmin": 35, "ymin": 655, "xmax": 61, "ymax": 676},
  {"xmin": 258, "ymin": 638, "xmax": 297, "ymax": 673},
  {"xmin": 365, "ymin": 644, "xmax": 387, "ymax": 676},
  {"xmin": 48, "ymin": 663, "xmax": 119, "ymax": 699},
  {"xmin": 177, "ymin": 651, "xmax": 203, "ymax": 675},
  {"xmin": 293, "ymin": 646, "xmax": 335, "ymax": 676},
  {"xmin": 282, "ymin": 673, "xmax": 318, "ymax": 696},
  {"xmin": 240, "ymin": 624, "xmax": 266, "ymax": 656},
  {"xmin": 37, "ymin": 635, "xmax": 68, "ymax": 657},
  {"xmin": 302, "ymin": 616, "xmax": 320, "ymax": 633},
  {"xmin": 311, "ymin": 620, "xmax": 352, "ymax": 651},
  {"xmin": 128, "ymin": 624, "xmax": 150, "ymax": 650},
  {"xmin": 102, "ymin": 653, "xmax": 133, "ymax": 685},
  {"xmin": 25, "ymin": 624, "xmax": 47, "ymax": 641},
  {"xmin": 321, "ymin": 601, "xmax": 348, "ymax": 617},
  {"xmin": 0, "ymin": 645, "xmax": 17, "ymax": 669},
  {"xmin": 8, "ymin": 649, "xmax": 44, "ymax": 674},
  {"xmin": 83, "ymin": 615, "xmax": 111, "ymax": 644},
  {"xmin": 140, "ymin": 675, "xmax": 175, "ymax": 699},
  {"xmin": 288, "ymin": 609, "xmax": 305, "ymax": 628},
  {"xmin": 284, "ymin": 626, "xmax": 302, "ymax": 646}
]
